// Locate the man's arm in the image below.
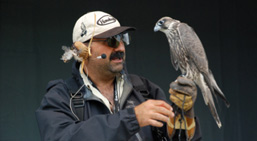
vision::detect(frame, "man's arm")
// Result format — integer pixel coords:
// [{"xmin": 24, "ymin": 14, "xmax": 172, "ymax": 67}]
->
[{"xmin": 35, "ymin": 81, "xmax": 140, "ymax": 141}]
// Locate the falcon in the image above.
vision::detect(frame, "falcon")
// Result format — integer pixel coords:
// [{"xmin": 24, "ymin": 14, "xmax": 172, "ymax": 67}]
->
[{"xmin": 154, "ymin": 17, "xmax": 230, "ymax": 128}]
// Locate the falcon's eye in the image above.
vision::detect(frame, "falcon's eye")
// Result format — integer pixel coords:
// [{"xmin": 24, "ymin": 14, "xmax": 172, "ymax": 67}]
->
[{"xmin": 157, "ymin": 20, "xmax": 164, "ymax": 26}]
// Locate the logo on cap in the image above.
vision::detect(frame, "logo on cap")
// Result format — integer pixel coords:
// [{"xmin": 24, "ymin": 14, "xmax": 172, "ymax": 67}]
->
[
  {"xmin": 80, "ymin": 22, "xmax": 87, "ymax": 37},
  {"xmin": 97, "ymin": 15, "xmax": 116, "ymax": 26}
]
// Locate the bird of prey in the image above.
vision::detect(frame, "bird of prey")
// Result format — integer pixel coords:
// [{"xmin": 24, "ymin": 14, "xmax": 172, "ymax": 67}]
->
[{"xmin": 154, "ymin": 17, "xmax": 230, "ymax": 128}]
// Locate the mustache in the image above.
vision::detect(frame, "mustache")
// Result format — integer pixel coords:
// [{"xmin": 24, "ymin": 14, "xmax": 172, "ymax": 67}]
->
[{"xmin": 110, "ymin": 52, "xmax": 125, "ymax": 60}]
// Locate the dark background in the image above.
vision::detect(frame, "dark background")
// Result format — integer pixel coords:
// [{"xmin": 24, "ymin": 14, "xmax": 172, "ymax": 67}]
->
[{"xmin": 1, "ymin": 0, "xmax": 256, "ymax": 140}]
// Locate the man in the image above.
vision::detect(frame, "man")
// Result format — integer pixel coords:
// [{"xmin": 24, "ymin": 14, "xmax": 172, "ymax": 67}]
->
[{"xmin": 36, "ymin": 11, "xmax": 201, "ymax": 141}]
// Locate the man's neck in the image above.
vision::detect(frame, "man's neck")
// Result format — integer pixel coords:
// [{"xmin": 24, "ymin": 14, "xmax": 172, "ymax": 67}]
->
[
  {"xmin": 83, "ymin": 62, "xmax": 118, "ymax": 92},
  {"xmin": 83, "ymin": 65, "xmax": 117, "ymax": 108},
  {"xmin": 86, "ymin": 69, "xmax": 115, "ymax": 86}
]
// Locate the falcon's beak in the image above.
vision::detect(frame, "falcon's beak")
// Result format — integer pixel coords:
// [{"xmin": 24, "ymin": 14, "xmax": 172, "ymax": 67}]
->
[{"xmin": 154, "ymin": 25, "xmax": 161, "ymax": 32}]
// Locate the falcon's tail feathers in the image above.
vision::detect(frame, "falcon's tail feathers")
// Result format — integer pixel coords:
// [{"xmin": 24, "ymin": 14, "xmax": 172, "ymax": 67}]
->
[
  {"xmin": 196, "ymin": 74, "xmax": 222, "ymax": 128},
  {"xmin": 203, "ymin": 70, "xmax": 230, "ymax": 108},
  {"xmin": 207, "ymin": 99, "xmax": 222, "ymax": 128}
]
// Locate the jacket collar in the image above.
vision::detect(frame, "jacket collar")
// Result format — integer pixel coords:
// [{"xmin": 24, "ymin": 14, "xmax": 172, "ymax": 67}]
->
[{"xmin": 71, "ymin": 61, "xmax": 133, "ymax": 110}]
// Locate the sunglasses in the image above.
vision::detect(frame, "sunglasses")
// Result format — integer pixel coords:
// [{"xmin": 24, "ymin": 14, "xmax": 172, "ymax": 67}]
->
[{"xmin": 92, "ymin": 32, "xmax": 130, "ymax": 48}]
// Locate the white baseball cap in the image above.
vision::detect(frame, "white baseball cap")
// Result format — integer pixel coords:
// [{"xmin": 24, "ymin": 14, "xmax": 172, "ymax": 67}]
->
[{"xmin": 72, "ymin": 11, "xmax": 135, "ymax": 43}]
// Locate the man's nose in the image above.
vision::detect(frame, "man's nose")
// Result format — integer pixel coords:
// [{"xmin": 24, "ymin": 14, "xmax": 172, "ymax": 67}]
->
[{"xmin": 113, "ymin": 41, "xmax": 125, "ymax": 52}]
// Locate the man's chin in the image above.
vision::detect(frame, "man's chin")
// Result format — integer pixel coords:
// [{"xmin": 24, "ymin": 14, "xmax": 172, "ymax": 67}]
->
[{"xmin": 110, "ymin": 64, "xmax": 124, "ymax": 73}]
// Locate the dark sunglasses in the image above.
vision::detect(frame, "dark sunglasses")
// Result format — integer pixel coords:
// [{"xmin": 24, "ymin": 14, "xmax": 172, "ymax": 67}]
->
[{"xmin": 92, "ymin": 32, "xmax": 130, "ymax": 48}]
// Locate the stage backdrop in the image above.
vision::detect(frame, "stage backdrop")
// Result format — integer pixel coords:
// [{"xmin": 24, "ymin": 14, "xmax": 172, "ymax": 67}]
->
[{"xmin": 1, "ymin": 0, "xmax": 256, "ymax": 140}]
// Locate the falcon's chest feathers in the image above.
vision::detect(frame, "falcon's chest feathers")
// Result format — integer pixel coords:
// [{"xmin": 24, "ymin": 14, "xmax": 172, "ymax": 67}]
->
[{"xmin": 166, "ymin": 26, "xmax": 193, "ymax": 78}]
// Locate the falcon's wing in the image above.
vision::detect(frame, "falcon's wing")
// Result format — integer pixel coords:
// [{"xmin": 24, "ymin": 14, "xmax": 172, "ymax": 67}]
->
[
  {"xmin": 177, "ymin": 23, "xmax": 209, "ymax": 73},
  {"xmin": 177, "ymin": 23, "xmax": 230, "ymax": 106}
]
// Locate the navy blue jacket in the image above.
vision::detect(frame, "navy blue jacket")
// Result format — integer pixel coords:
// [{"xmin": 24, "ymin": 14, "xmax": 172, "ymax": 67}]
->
[{"xmin": 35, "ymin": 62, "xmax": 201, "ymax": 141}]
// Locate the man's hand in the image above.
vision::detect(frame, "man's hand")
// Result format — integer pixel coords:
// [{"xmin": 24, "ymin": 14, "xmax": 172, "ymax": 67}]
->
[
  {"xmin": 168, "ymin": 76, "xmax": 198, "ymax": 140},
  {"xmin": 169, "ymin": 76, "xmax": 197, "ymax": 117},
  {"xmin": 134, "ymin": 100, "xmax": 174, "ymax": 127}
]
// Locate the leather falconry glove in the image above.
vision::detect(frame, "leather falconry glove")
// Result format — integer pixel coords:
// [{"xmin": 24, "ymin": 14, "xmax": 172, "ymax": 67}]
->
[{"xmin": 167, "ymin": 76, "xmax": 197, "ymax": 141}]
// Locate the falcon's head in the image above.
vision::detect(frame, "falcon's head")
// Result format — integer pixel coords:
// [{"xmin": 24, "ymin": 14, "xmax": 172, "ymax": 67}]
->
[{"xmin": 154, "ymin": 17, "xmax": 180, "ymax": 33}]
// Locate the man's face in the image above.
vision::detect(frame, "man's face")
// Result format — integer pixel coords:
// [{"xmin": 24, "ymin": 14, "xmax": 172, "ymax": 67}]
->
[{"xmin": 89, "ymin": 38, "xmax": 126, "ymax": 74}]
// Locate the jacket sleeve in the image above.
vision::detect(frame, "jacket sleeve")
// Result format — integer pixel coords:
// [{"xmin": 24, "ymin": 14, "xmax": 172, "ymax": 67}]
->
[{"xmin": 35, "ymin": 80, "xmax": 140, "ymax": 141}]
